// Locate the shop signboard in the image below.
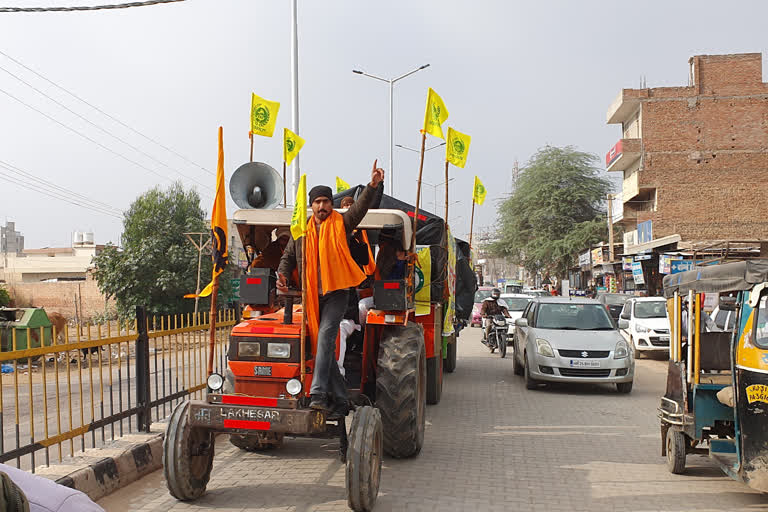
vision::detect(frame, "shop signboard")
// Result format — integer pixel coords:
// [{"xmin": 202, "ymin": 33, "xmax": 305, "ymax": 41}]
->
[
  {"xmin": 638, "ymin": 220, "xmax": 653, "ymax": 244},
  {"xmin": 634, "ymin": 254, "xmax": 652, "ymax": 261},
  {"xmin": 578, "ymin": 251, "xmax": 591, "ymax": 269},
  {"xmin": 622, "ymin": 256, "xmax": 633, "ymax": 271},
  {"xmin": 591, "ymin": 248, "xmax": 604, "ymax": 266},
  {"xmin": 623, "ymin": 230, "xmax": 637, "ymax": 252},
  {"xmin": 659, "ymin": 254, "xmax": 683, "ymax": 274},
  {"xmin": 670, "ymin": 260, "xmax": 695, "ymax": 274},
  {"xmin": 632, "ymin": 261, "xmax": 645, "ymax": 285}
]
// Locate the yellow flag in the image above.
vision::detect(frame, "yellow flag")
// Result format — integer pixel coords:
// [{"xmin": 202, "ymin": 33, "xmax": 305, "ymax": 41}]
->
[
  {"xmin": 290, "ymin": 174, "xmax": 308, "ymax": 240},
  {"xmin": 446, "ymin": 127, "xmax": 471, "ymax": 168},
  {"xmin": 250, "ymin": 93, "xmax": 280, "ymax": 137},
  {"xmin": 283, "ymin": 128, "xmax": 305, "ymax": 166},
  {"xmin": 185, "ymin": 127, "xmax": 228, "ymax": 299},
  {"xmin": 473, "ymin": 175, "xmax": 487, "ymax": 206},
  {"xmin": 422, "ymin": 87, "xmax": 449, "ymax": 139},
  {"xmin": 414, "ymin": 247, "xmax": 431, "ymax": 316},
  {"xmin": 335, "ymin": 176, "xmax": 351, "ymax": 193}
]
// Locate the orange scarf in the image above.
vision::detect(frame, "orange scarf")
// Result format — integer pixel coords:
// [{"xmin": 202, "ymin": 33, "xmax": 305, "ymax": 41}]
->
[
  {"xmin": 360, "ymin": 230, "xmax": 376, "ymax": 276},
  {"xmin": 304, "ymin": 210, "xmax": 366, "ymax": 343}
]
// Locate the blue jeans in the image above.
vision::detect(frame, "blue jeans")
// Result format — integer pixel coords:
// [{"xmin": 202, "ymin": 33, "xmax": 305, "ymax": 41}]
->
[{"xmin": 309, "ymin": 289, "xmax": 349, "ymax": 402}]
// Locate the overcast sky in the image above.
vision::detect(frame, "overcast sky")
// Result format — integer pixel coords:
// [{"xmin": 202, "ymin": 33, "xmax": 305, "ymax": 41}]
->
[{"xmin": 0, "ymin": 0, "xmax": 766, "ymax": 248}]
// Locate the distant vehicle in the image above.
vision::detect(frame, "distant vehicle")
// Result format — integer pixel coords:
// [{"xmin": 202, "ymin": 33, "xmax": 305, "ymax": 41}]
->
[
  {"xmin": 504, "ymin": 283, "xmax": 523, "ymax": 294},
  {"xmin": 500, "ymin": 293, "xmax": 533, "ymax": 338},
  {"xmin": 596, "ymin": 293, "xmax": 631, "ymax": 322},
  {"xmin": 512, "ymin": 297, "xmax": 634, "ymax": 393},
  {"xmin": 471, "ymin": 287, "xmax": 494, "ymax": 327},
  {"xmin": 526, "ymin": 289, "xmax": 550, "ymax": 298},
  {"xmin": 619, "ymin": 297, "xmax": 671, "ymax": 358}
]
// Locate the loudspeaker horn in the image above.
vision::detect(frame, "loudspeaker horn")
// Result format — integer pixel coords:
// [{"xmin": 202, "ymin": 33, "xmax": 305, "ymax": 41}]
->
[{"xmin": 229, "ymin": 161, "xmax": 285, "ymax": 209}]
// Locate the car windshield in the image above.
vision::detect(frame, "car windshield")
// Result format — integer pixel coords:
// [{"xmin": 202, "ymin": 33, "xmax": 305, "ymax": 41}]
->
[
  {"xmin": 502, "ymin": 298, "xmax": 531, "ymax": 311},
  {"xmin": 474, "ymin": 290, "xmax": 493, "ymax": 302},
  {"xmin": 634, "ymin": 301, "xmax": 667, "ymax": 318},
  {"xmin": 535, "ymin": 303, "xmax": 615, "ymax": 330},
  {"xmin": 600, "ymin": 294, "xmax": 629, "ymax": 306}
]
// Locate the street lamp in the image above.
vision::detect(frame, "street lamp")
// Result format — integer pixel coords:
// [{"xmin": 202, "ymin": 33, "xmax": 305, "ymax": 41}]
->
[
  {"xmin": 352, "ymin": 63, "xmax": 430, "ymax": 195},
  {"xmin": 420, "ymin": 178, "xmax": 455, "ymax": 213},
  {"xmin": 395, "ymin": 142, "xmax": 446, "ymax": 153}
]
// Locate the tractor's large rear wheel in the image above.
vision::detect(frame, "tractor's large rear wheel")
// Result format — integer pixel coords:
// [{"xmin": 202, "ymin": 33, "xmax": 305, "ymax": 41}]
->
[
  {"xmin": 444, "ymin": 334, "xmax": 457, "ymax": 373},
  {"xmin": 426, "ymin": 354, "xmax": 443, "ymax": 405},
  {"xmin": 163, "ymin": 401, "xmax": 214, "ymax": 501},
  {"xmin": 346, "ymin": 406, "xmax": 383, "ymax": 512},
  {"xmin": 376, "ymin": 322, "xmax": 426, "ymax": 458}
]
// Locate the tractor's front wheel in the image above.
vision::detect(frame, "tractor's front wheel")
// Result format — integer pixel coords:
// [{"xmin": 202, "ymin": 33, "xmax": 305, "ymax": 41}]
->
[
  {"xmin": 376, "ymin": 322, "xmax": 426, "ymax": 458},
  {"xmin": 163, "ymin": 401, "xmax": 214, "ymax": 501},
  {"xmin": 444, "ymin": 334, "xmax": 457, "ymax": 373},
  {"xmin": 426, "ymin": 355, "xmax": 443, "ymax": 405},
  {"xmin": 346, "ymin": 406, "xmax": 383, "ymax": 512}
]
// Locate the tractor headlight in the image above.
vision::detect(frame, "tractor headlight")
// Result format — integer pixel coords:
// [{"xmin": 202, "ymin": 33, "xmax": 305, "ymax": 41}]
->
[
  {"xmin": 238, "ymin": 341, "xmax": 260, "ymax": 357},
  {"xmin": 207, "ymin": 372, "xmax": 224, "ymax": 391},
  {"xmin": 267, "ymin": 342, "xmax": 291, "ymax": 359},
  {"xmin": 536, "ymin": 338, "xmax": 555, "ymax": 358},
  {"xmin": 286, "ymin": 378, "xmax": 302, "ymax": 396}
]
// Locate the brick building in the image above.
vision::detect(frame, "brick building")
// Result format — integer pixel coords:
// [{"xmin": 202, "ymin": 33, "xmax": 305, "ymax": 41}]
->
[{"xmin": 605, "ymin": 53, "xmax": 768, "ymax": 293}]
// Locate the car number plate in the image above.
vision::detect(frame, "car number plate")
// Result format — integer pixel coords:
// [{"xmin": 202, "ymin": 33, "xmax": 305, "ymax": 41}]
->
[
  {"xmin": 253, "ymin": 366, "xmax": 272, "ymax": 376},
  {"xmin": 569, "ymin": 360, "xmax": 600, "ymax": 368},
  {"xmin": 660, "ymin": 336, "xmax": 670, "ymax": 342}
]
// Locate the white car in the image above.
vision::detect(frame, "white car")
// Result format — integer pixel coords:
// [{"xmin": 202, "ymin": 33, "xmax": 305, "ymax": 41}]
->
[
  {"xmin": 500, "ymin": 293, "xmax": 533, "ymax": 336},
  {"xmin": 618, "ymin": 297, "xmax": 671, "ymax": 358}
]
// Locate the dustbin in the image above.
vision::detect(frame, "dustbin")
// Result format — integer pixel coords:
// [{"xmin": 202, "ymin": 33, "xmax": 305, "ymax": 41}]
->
[{"xmin": 0, "ymin": 307, "xmax": 53, "ymax": 353}]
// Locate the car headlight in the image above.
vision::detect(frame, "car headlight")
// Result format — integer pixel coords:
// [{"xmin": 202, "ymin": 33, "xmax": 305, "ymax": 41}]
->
[
  {"xmin": 207, "ymin": 372, "xmax": 224, "ymax": 391},
  {"xmin": 614, "ymin": 340, "xmax": 629, "ymax": 359},
  {"xmin": 635, "ymin": 324, "xmax": 650, "ymax": 333},
  {"xmin": 267, "ymin": 342, "xmax": 291, "ymax": 359},
  {"xmin": 536, "ymin": 338, "xmax": 555, "ymax": 358},
  {"xmin": 285, "ymin": 378, "xmax": 302, "ymax": 396},
  {"xmin": 238, "ymin": 341, "xmax": 260, "ymax": 357}
]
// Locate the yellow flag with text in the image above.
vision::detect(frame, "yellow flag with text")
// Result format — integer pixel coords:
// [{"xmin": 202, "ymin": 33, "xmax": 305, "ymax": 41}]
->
[
  {"xmin": 473, "ymin": 175, "xmax": 487, "ymax": 205},
  {"xmin": 422, "ymin": 88, "xmax": 449, "ymax": 139},
  {"xmin": 335, "ymin": 176, "xmax": 351, "ymax": 193},
  {"xmin": 290, "ymin": 174, "xmax": 308, "ymax": 240},
  {"xmin": 414, "ymin": 247, "xmax": 431, "ymax": 316},
  {"xmin": 446, "ymin": 127, "xmax": 471, "ymax": 168},
  {"xmin": 185, "ymin": 127, "xmax": 228, "ymax": 298},
  {"xmin": 250, "ymin": 93, "xmax": 280, "ymax": 137},
  {"xmin": 283, "ymin": 128, "xmax": 305, "ymax": 166}
]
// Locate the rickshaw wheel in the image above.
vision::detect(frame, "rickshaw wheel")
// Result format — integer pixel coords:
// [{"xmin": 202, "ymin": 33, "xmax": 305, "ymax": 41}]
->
[
  {"xmin": 346, "ymin": 406, "xmax": 383, "ymax": 512},
  {"xmin": 163, "ymin": 401, "xmax": 215, "ymax": 501},
  {"xmin": 666, "ymin": 428, "xmax": 687, "ymax": 474}
]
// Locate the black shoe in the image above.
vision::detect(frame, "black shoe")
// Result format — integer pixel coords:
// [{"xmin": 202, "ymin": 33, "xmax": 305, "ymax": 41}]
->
[
  {"xmin": 327, "ymin": 400, "xmax": 350, "ymax": 420},
  {"xmin": 309, "ymin": 394, "xmax": 330, "ymax": 411}
]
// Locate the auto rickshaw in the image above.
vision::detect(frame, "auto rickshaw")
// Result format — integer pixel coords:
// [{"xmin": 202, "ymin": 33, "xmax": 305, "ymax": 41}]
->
[{"xmin": 658, "ymin": 259, "xmax": 768, "ymax": 490}]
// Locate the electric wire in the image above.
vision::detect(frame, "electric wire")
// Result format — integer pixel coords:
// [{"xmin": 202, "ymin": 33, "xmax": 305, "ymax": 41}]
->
[
  {"xmin": 0, "ymin": 62, "xmax": 209, "ymax": 188},
  {"xmin": 0, "ymin": 158, "xmax": 122, "ymax": 215},
  {"xmin": 0, "ymin": 0, "xmax": 184, "ymax": 13},
  {"xmin": 0, "ymin": 85, "xmax": 213, "ymax": 200},
  {"xmin": 0, "ymin": 49, "xmax": 213, "ymax": 176},
  {"xmin": 0, "ymin": 167, "xmax": 122, "ymax": 219}
]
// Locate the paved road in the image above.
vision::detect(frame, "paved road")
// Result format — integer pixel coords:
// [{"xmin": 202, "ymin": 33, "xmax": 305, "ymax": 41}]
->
[{"xmin": 98, "ymin": 327, "xmax": 768, "ymax": 511}]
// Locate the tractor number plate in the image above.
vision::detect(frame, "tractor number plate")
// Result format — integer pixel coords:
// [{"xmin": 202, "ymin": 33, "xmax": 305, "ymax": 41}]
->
[{"xmin": 253, "ymin": 365, "xmax": 272, "ymax": 376}]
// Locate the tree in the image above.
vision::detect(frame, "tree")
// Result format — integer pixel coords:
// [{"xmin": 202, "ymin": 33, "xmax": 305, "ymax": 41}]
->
[
  {"xmin": 492, "ymin": 146, "xmax": 611, "ymax": 277},
  {"xmin": 0, "ymin": 286, "xmax": 9, "ymax": 307},
  {"xmin": 93, "ymin": 182, "xmax": 231, "ymax": 318}
]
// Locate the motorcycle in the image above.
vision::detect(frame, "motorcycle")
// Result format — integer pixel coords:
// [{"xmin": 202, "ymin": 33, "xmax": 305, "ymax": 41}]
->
[{"xmin": 483, "ymin": 314, "xmax": 509, "ymax": 357}]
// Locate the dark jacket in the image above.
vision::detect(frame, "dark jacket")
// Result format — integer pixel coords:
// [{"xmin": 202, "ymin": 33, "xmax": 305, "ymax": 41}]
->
[
  {"xmin": 278, "ymin": 184, "xmax": 377, "ymax": 287},
  {"xmin": 480, "ymin": 298, "xmax": 508, "ymax": 317}
]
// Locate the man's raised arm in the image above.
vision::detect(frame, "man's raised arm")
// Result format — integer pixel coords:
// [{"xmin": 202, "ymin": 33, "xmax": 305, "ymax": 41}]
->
[{"xmin": 343, "ymin": 160, "xmax": 385, "ymax": 233}]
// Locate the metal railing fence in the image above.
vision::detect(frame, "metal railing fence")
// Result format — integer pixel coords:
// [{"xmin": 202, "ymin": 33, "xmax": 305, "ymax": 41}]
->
[{"xmin": 0, "ymin": 306, "xmax": 235, "ymax": 471}]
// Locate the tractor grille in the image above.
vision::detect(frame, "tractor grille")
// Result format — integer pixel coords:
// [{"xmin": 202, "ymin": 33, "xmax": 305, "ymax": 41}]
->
[
  {"xmin": 558, "ymin": 368, "xmax": 612, "ymax": 378},
  {"xmin": 558, "ymin": 350, "xmax": 610, "ymax": 359}
]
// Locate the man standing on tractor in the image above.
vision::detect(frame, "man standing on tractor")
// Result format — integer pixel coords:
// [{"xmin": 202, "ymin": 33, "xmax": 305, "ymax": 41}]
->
[
  {"xmin": 277, "ymin": 162, "xmax": 385, "ymax": 414},
  {"xmin": 480, "ymin": 288, "xmax": 510, "ymax": 341}
]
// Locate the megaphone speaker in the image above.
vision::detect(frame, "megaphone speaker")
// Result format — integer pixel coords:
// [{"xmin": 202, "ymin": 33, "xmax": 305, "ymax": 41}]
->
[{"xmin": 229, "ymin": 162, "xmax": 285, "ymax": 209}]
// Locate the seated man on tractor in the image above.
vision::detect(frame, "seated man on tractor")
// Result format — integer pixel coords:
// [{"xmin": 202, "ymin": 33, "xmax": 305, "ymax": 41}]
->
[
  {"xmin": 277, "ymin": 161, "xmax": 385, "ymax": 414},
  {"xmin": 247, "ymin": 227, "xmax": 291, "ymax": 272},
  {"xmin": 481, "ymin": 288, "xmax": 510, "ymax": 341}
]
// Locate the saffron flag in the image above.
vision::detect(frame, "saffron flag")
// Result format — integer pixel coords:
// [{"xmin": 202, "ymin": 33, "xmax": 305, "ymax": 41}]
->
[
  {"xmin": 422, "ymin": 87, "xmax": 449, "ymax": 139},
  {"xmin": 473, "ymin": 175, "xmax": 487, "ymax": 206},
  {"xmin": 290, "ymin": 174, "xmax": 308, "ymax": 240},
  {"xmin": 185, "ymin": 127, "xmax": 228, "ymax": 298},
  {"xmin": 335, "ymin": 176, "xmax": 351, "ymax": 193},
  {"xmin": 414, "ymin": 247, "xmax": 431, "ymax": 316},
  {"xmin": 283, "ymin": 128, "xmax": 305, "ymax": 166},
  {"xmin": 250, "ymin": 93, "xmax": 280, "ymax": 137},
  {"xmin": 446, "ymin": 127, "xmax": 471, "ymax": 168}
]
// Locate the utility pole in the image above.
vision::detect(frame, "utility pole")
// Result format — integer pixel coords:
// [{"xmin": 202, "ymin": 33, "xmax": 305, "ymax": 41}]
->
[
  {"xmin": 607, "ymin": 193, "xmax": 615, "ymax": 262},
  {"xmin": 184, "ymin": 232, "xmax": 211, "ymax": 316}
]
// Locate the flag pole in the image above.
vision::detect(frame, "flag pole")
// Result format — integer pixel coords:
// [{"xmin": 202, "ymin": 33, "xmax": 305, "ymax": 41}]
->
[
  {"xmin": 412, "ymin": 132, "xmax": 427, "ymax": 251},
  {"xmin": 469, "ymin": 199, "xmax": 476, "ymax": 248},
  {"xmin": 444, "ymin": 160, "xmax": 449, "ymax": 222},
  {"xmin": 207, "ymin": 274, "xmax": 219, "ymax": 376},
  {"xmin": 299, "ymin": 235, "xmax": 307, "ymax": 389},
  {"xmin": 249, "ymin": 132, "xmax": 254, "ymax": 162},
  {"xmin": 283, "ymin": 161, "xmax": 288, "ymax": 207}
]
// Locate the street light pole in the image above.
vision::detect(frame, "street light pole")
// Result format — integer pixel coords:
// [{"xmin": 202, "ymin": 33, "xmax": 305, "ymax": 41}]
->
[
  {"xmin": 353, "ymin": 64, "xmax": 430, "ymax": 196},
  {"xmin": 290, "ymin": 0, "xmax": 300, "ymax": 198}
]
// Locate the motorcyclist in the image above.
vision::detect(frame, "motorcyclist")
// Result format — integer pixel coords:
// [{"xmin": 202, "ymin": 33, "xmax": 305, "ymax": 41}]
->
[{"xmin": 480, "ymin": 288, "xmax": 510, "ymax": 341}]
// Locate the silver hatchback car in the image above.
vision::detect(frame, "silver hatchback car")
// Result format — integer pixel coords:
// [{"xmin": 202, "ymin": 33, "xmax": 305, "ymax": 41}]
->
[{"xmin": 512, "ymin": 297, "xmax": 635, "ymax": 393}]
